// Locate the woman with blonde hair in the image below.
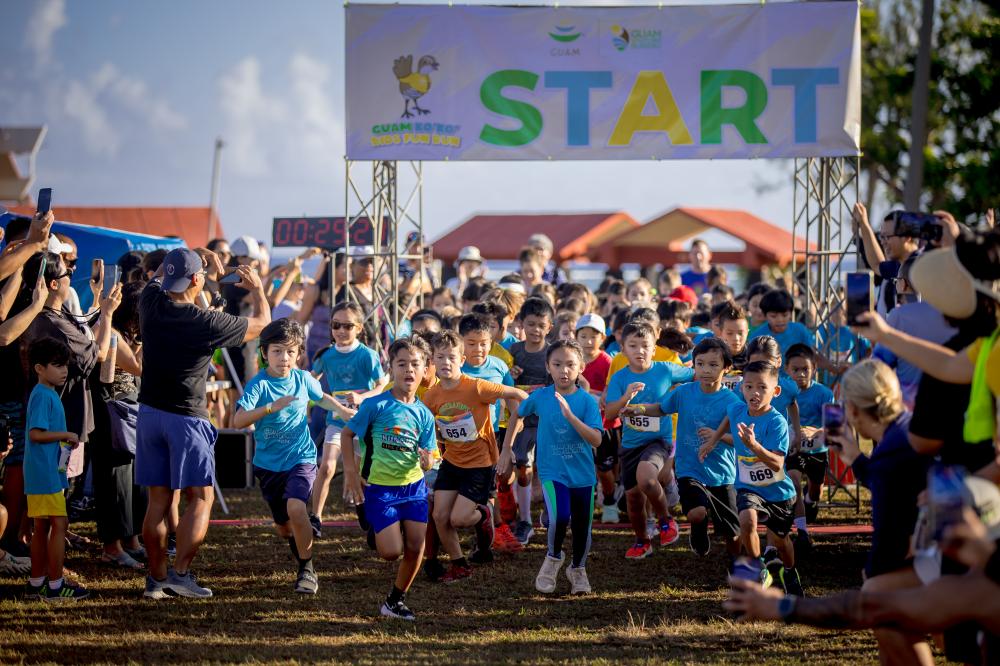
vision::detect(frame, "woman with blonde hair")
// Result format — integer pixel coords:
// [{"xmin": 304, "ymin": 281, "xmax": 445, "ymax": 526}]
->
[{"xmin": 827, "ymin": 359, "xmax": 933, "ymax": 666}]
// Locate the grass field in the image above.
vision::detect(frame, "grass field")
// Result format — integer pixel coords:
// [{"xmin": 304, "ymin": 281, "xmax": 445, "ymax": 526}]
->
[{"xmin": 0, "ymin": 483, "xmax": 887, "ymax": 665}]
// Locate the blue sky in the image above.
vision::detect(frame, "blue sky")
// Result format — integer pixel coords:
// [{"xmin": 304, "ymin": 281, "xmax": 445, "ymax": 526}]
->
[{"xmin": 4, "ymin": 0, "xmax": 800, "ymax": 254}]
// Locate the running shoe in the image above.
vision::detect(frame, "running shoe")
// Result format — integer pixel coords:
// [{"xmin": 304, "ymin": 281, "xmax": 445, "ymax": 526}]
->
[
  {"xmin": 762, "ymin": 546, "xmax": 782, "ymax": 569},
  {"xmin": 294, "ymin": 568, "xmax": 319, "ymax": 595},
  {"xmin": 439, "ymin": 564, "xmax": 472, "ymax": 584},
  {"xmin": 163, "ymin": 568, "xmax": 212, "ymax": 598},
  {"xmin": 625, "ymin": 542, "xmax": 653, "ymax": 560},
  {"xmin": 475, "ymin": 504, "xmax": 495, "ymax": 550},
  {"xmin": 497, "ymin": 486, "xmax": 518, "ymax": 524},
  {"xmin": 24, "ymin": 579, "xmax": 46, "ymax": 600},
  {"xmin": 513, "ymin": 520, "xmax": 535, "ymax": 546},
  {"xmin": 659, "ymin": 518, "xmax": 680, "ymax": 547},
  {"xmin": 380, "ymin": 598, "xmax": 415, "ymax": 621},
  {"xmin": 689, "ymin": 520, "xmax": 710, "ymax": 556},
  {"xmin": 759, "ymin": 561, "xmax": 773, "ymax": 588},
  {"xmin": 308, "ymin": 513, "xmax": 323, "ymax": 539},
  {"xmin": 143, "ymin": 574, "xmax": 170, "ymax": 600},
  {"xmin": 534, "ymin": 553, "xmax": 564, "ymax": 593},
  {"xmin": 601, "ymin": 502, "xmax": 620, "ymax": 524},
  {"xmin": 493, "ymin": 524, "xmax": 524, "ymax": 553},
  {"xmin": 423, "ymin": 557, "xmax": 446, "ymax": 582},
  {"xmin": 779, "ymin": 566, "xmax": 804, "ymax": 596},
  {"xmin": 565, "ymin": 565, "xmax": 591, "ymax": 595},
  {"xmin": 42, "ymin": 580, "xmax": 91, "ymax": 602}
]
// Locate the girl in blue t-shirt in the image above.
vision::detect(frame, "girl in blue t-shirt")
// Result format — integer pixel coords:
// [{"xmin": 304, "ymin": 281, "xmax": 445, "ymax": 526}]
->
[
  {"xmin": 517, "ymin": 340, "xmax": 603, "ymax": 596},
  {"xmin": 310, "ymin": 302, "xmax": 388, "ymax": 530}
]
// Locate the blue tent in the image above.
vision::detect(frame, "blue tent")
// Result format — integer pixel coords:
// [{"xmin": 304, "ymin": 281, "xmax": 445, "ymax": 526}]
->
[{"xmin": 0, "ymin": 212, "xmax": 185, "ymax": 311}]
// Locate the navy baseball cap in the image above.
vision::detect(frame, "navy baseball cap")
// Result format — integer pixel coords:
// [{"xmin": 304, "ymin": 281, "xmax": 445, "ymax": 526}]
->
[{"xmin": 161, "ymin": 248, "xmax": 204, "ymax": 293}]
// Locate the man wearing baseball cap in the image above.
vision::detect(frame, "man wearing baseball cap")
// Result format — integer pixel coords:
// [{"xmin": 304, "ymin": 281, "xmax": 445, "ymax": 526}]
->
[{"xmin": 137, "ymin": 247, "xmax": 271, "ymax": 599}]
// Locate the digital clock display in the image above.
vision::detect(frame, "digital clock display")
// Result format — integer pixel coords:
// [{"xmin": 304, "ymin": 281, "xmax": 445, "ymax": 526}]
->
[{"xmin": 271, "ymin": 217, "xmax": 389, "ymax": 249}]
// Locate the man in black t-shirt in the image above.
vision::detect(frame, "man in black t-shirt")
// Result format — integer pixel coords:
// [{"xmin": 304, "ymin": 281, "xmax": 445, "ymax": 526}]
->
[{"xmin": 136, "ymin": 248, "xmax": 270, "ymax": 599}]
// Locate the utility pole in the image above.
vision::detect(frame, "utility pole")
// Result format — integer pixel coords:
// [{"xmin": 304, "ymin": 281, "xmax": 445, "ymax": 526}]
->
[
  {"xmin": 903, "ymin": 0, "xmax": 935, "ymax": 209},
  {"xmin": 208, "ymin": 137, "xmax": 225, "ymax": 240}
]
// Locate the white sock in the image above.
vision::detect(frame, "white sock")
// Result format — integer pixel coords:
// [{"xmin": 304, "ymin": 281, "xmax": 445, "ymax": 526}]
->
[
  {"xmin": 794, "ymin": 516, "xmax": 808, "ymax": 532},
  {"xmin": 515, "ymin": 483, "xmax": 533, "ymax": 523},
  {"xmin": 48, "ymin": 577, "xmax": 64, "ymax": 590},
  {"xmin": 29, "ymin": 575, "xmax": 45, "ymax": 587}
]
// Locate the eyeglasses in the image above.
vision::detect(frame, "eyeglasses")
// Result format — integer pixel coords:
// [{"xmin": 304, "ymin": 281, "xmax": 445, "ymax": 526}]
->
[
  {"xmin": 331, "ymin": 322, "xmax": 357, "ymax": 331},
  {"xmin": 51, "ymin": 269, "xmax": 73, "ymax": 281}
]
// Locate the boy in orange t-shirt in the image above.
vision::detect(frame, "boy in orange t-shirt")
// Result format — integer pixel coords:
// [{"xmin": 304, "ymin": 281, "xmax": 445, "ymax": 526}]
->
[{"xmin": 422, "ymin": 330, "xmax": 527, "ymax": 583}]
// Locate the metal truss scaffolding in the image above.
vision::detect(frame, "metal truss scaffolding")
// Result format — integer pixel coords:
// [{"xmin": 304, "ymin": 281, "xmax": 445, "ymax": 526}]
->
[
  {"xmin": 792, "ymin": 156, "xmax": 861, "ymax": 509},
  {"xmin": 342, "ymin": 160, "xmax": 425, "ymax": 352}
]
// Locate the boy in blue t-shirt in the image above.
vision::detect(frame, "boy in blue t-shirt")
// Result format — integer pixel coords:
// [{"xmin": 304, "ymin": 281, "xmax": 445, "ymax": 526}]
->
[
  {"xmin": 234, "ymin": 319, "xmax": 355, "ymax": 595},
  {"xmin": 23, "ymin": 338, "xmax": 88, "ymax": 601},
  {"xmin": 516, "ymin": 340, "xmax": 603, "ymax": 595},
  {"xmin": 647, "ymin": 338, "xmax": 742, "ymax": 562},
  {"xmin": 701, "ymin": 361, "xmax": 802, "ymax": 595},
  {"xmin": 341, "ymin": 337, "xmax": 437, "ymax": 621},
  {"xmin": 309, "ymin": 302, "xmax": 388, "ymax": 533},
  {"xmin": 784, "ymin": 344, "xmax": 836, "ymax": 551},
  {"xmin": 748, "ymin": 289, "xmax": 816, "ymax": 355},
  {"xmin": 608, "ymin": 322, "xmax": 694, "ymax": 560}
]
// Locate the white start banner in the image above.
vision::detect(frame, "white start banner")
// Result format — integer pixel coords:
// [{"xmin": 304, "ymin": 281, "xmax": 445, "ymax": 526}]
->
[{"xmin": 345, "ymin": 2, "xmax": 861, "ymax": 161}]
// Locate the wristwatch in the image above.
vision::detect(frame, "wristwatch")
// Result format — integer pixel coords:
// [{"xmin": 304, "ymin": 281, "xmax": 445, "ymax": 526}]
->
[{"xmin": 778, "ymin": 595, "xmax": 798, "ymax": 624}]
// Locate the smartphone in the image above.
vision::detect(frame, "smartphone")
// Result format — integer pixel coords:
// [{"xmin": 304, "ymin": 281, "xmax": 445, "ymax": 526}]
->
[
  {"xmin": 219, "ymin": 271, "xmax": 242, "ymax": 285},
  {"xmin": 91, "ymin": 258, "xmax": 103, "ymax": 284},
  {"xmin": 845, "ymin": 271, "xmax": 874, "ymax": 326},
  {"xmin": 37, "ymin": 255, "xmax": 47, "ymax": 285},
  {"xmin": 36, "ymin": 188, "xmax": 52, "ymax": 215},
  {"xmin": 822, "ymin": 403, "xmax": 845, "ymax": 439},
  {"xmin": 102, "ymin": 265, "xmax": 121, "ymax": 297}
]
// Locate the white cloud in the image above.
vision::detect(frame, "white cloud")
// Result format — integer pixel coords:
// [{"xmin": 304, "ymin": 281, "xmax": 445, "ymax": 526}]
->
[
  {"xmin": 288, "ymin": 53, "xmax": 343, "ymax": 172},
  {"xmin": 26, "ymin": 0, "xmax": 67, "ymax": 67},
  {"xmin": 218, "ymin": 57, "xmax": 288, "ymax": 176},
  {"xmin": 96, "ymin": 63, "xmax": 188, "ymax": 132},
  {"xmin": 64, "ymin": 79, "xmax": 119, "ymax": 157}
]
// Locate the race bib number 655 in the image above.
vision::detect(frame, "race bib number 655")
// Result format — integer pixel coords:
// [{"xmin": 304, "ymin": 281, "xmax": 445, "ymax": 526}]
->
[{"xmin": 625, "ymin": 414, "xmax": 660, "ymax": 432}]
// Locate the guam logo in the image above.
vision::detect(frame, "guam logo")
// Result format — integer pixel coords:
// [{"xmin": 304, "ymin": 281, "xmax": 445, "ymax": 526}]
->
[
  {"xmin": 548, "ymin": 24, "xmax": 582, "ymax": 43},
  {"xmin": 610, "ymin": 25, "xmax": 630, "ymax": 51},
  {"xmin": 393, "ymin": 54, "xmax": 439, "ymax": 118}
]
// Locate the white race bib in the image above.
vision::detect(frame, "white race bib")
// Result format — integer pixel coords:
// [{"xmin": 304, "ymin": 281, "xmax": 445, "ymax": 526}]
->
[
  {"xmin": 436, "ymin": 412, "xmax": 478, "ymax": 443},
  {"xmin": 738, "ymin": 457, "xmax": 785, "ymax": 487},
  {"xmin": 721, "ymin": 374, "xmax": 742, "ymax": 391},
  {"xmin": 801, "ymin": 437, "xmax": 822, "ymax": 451},
  {"xmin": 625, "ymin": 414, "xmax": 660, "ymax": 432}
]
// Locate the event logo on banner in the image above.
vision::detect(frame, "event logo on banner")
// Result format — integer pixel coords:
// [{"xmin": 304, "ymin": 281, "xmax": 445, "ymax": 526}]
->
[{"xmin": 345, "ymin": 3, "xmax": 861, "ymax": 161}]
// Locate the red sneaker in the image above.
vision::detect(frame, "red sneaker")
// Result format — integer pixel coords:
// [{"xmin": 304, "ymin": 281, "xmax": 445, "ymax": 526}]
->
[
  {"xmin": 475, "ymin": 504, "xmax": 495, "ymax": 550},
  {"xmin": 497, "ymin": 486, "xmax": 517, "ymax": 524},
  {"xmin": 440, "ymin": 564, "xmax": 473, "ymax": 584},
  {"xmin": 625, "ymin": 542, "xmax": 653, "ymax": 560},
  {"xmin": 493, "ymin": 523, "xmax": 524, "ymax": 553},
  {"xmin": 659, "ymin": 518, "xmax": 679, "ymax": 546}
]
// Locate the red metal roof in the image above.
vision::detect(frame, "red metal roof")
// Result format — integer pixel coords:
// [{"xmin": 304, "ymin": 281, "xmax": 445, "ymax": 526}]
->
[
  {"xmin": 7, "ymin": 205, "xmax": 223, "ymax": 248},
  {"xmin": 591, "ymin": 207, "xmax": 814, "ymax": 269},
  {"xmin": 432, "ymin": 212, "xmax": 640, "ymax": 262}
]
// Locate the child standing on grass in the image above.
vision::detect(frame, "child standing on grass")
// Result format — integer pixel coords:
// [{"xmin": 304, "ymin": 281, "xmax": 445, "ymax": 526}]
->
[
  {"xmin": 23, "ymin": 337, "xmax": 87, "ymax": 601},
  {"xmin": 512, "ymin": 341, "xmax": 603, "ymax": 595},
  {"xmin": 341, "ymin": 337, "xmax": 437, "ymax": 621},
  {"xmin": 232, "ymin": 319, "xmax": 356, "ymax": 595},
  {"xmin": 310, "ymin": 302, "xmax": 388, "ymax": 536}
]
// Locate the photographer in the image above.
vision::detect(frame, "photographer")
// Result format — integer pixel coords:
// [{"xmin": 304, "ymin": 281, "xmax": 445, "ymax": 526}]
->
[{"xmin": 852, "ymin": 204, "xmax": 922, "ymax": 316}]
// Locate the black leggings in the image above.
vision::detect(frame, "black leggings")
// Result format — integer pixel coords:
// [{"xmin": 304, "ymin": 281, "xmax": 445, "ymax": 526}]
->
[{"xmin": 541, "ymin": 480, "xmax": 594, "ymax": 567}]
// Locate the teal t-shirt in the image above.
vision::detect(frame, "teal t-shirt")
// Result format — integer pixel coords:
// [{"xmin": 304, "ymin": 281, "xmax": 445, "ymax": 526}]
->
[
  {"xmin": 749, "ymin": 322, "xmax": 817, "ymax": 356},
  {"xmin": 796, "ymin": 380, "xmax": 836, "ymax": 454},
  {"xmin": 727, "ymin": 402, "xmax": 796, "ymax": 502},
  {"xmin": 662, "ymin": 383, "xmax": 741, "ymax": 487},
  {"xmin": 519, "ymin": 386, "xmax": 602, "ymax": 488},
  {"xmin": 346, "ymin": 392, "xmax": 437, "ymax": 486},
  {"xmin": 23, "ymin": 384, "xmax": 69, "ymax": 495},
  {"xmin": 606, "ymin": 361, "xmax": 695, "ymax": 449},
  {"xmin": 462, "ymin": 356, "xmax": 514, "ymax": 429},
  {"xmin": 238, "ymin": 368, "xmax": 324, "ymax": 472},
  {"xmin": 313, "ymin": 343, "xmax": 384, "ymax": 427}
]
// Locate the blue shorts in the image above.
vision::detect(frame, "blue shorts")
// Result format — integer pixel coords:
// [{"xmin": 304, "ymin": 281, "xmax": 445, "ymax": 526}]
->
[
  {"xmin": 135, "ymin": 405, "xmax": 218, "ymax": 490},
  {"xmin": 0, "ymin": 400, "xmax": 26, "ymax": 466},
  {"xmin": 254, "ymin": 463, "xmax": 317, "ymax": 525},
  {"xmin": 363, "ymin": 479, "xmax": 429, "ymax": 534}
]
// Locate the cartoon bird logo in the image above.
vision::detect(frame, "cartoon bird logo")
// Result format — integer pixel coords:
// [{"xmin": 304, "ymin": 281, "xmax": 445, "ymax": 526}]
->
[{"xmin": 393, "ymin": 54, "xmax": 439, "ymax": 118}]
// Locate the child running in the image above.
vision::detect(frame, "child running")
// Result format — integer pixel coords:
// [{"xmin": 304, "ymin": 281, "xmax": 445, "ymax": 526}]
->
[
  {"xmin": 23, "ymin": 338, "xmax": 87, "ymax": 601},
  {"xmin": 233, "ymin": 319, "xmax": 356, "ymax": 595},
  {"xmin": 607, "ymin": 321, "xmax": 694, "ymax": 559},
  {"xmin": 422, "ymin": 330, "xmax": 526, "ymax": 582},
  {"xmin": 643, "ymin": 338, "xmax": 742, "ymax": 565},
  {"xmin": 310, "ymin": 302, "xmax": 388, "ymax": 536},
  {"xmin": 342, "ymin": 337, "xmax": 437, "ymax": 621},
  {"xmin": 514, "ymin": 340, "xmax": 603, "ymax": 594},
  {"xmin": 700, "ymin": 361, "xmax": 803, "ymax": 595},
  {"xmin": 783, "ymin": 343, "xmax": 835, "ymax": 554}
]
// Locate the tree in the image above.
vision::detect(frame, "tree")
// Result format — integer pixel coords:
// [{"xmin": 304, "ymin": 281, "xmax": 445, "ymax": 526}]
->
[{"xmin": 860, "ymin": 0, "xmax": 999, "ymax": 221}]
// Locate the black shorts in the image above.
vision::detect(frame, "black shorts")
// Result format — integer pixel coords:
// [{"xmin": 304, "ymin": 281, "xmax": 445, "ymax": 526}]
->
[
  {"xmin": 495, "ymin": 427, "xmax": 506, "ymax": 458},
  {"xmin": 512, "ymin": 426, "xmax": 537, "ymax": 467},
  {"xmin": 678, "ymin": 477, "xmax": 738, "ymax": 539},
  {"xmin": 433, "ymin": 459, "xmax": 494, "ymax": 505},
  {"xmin": 254, "ymin": 463, "xmax": 317, "ymax": 525},
  {"xmin": 594, "ymin": 428, "xmax": 621, "ymax": 472},
  {"xmin": 787, "ymin": 450, "xmax": 828, "ymax": 486},
  {"xmin": 621, "ymin": 439, "xmax": 674, "ymax": 491},
  {"xmin": 736, "ymin": 489, "xmax": 795, "ymax": 538}
]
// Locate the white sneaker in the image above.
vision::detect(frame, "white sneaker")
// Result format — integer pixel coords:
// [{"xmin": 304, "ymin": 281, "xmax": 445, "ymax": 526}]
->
[
  {"xmin": 534, "ymin": 553, "xmax": 565, "ymax": 594},
  {"xmin": 565, "ymin": 565, "xmax": 591, "ymax": 594},
  {"xmin": 602, "ymin": 502, "xmax": 620, "ymax": 524},
  {"xmin": 645, "ymin": 518, "xmax": 658, "ymax": 541},
  {"xmin": 0, "ymin": 551, "xmax": 31, "ymax": 575}
]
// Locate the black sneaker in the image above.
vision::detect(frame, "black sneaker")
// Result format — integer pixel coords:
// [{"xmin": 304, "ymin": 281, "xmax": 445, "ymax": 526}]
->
[
  {"xmin": 423, "ymin": 558, "xmax": 446, "ymax": 582},
  {"xmin": 689, "ymin": 520, "xmax": 711, "ymax": 556},
  {"xmin": 805, "ymin": 501, "xmax": 820, "ymax": 524},
  {"xmin": 380, "ymin": 598, "xmax": 415, "ymax": 621},
  {"xmin": 309, "ymin": 514, "xmax": 323, "ymax": 539},
  {"xmin": 779, "ymin": 566, "xmax": 805, "ymax": 596},
  {"xmin": 294, "ymin": 568, "xmax": 319, "ymax": 595},
  {"xmin": 366, "ymin": 527, "xmax": 377, "ymax": 551},
  {"xmin": 469, "ymin": 548, "xmax": 494, "ymax": 565},
  {"xmin": 794, "ymin": 529, "xmax": 813, "ymax": 559}
]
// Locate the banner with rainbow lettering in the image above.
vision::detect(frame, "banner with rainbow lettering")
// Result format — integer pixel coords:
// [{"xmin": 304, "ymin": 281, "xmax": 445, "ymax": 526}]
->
[{"xmin": 345, "ymin": 3, "xmax": 860, "ymax": 161}]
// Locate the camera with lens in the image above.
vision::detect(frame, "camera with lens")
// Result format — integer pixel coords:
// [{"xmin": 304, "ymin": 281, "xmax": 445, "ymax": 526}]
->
[{"xmin": 887, "ymin": 211, "xmax": 943, "ymax": 244}]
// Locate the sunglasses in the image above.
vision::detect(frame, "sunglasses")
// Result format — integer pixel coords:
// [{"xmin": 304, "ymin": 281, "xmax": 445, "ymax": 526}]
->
[{"xmin": 331, "ymin": 322, "xmax": 357, "ymax": 331}]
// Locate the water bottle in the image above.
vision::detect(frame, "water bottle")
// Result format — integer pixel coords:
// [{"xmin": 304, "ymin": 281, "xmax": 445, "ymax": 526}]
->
[
  {"xmin": 100, "ymin": 333, "xmax": 117, "ymax": 384},
  {"xmin": 928, "ymin": 463, "xmax": 967, "ymax": 542}
]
